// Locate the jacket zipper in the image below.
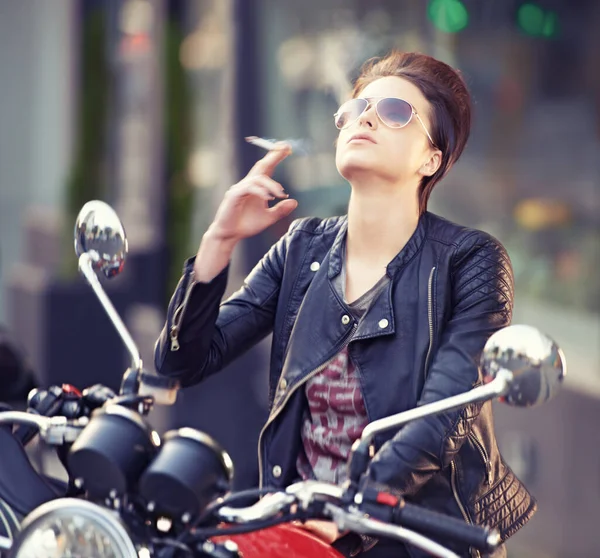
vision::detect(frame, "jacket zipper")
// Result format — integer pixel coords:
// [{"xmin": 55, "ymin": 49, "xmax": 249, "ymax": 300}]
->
[
  {"xmin": 169, "ymin": 274, "xmax": 197, "ymax": 351},
  {"xmin": 423, "ymin": 266, "xmax": 436, "ymax": 378},
  {"xmin": 450, "ymin": 460, "xmax": 471, "ymax": 525},
  {"xmin": 469, "ymin": 431, "xmax": 492, "ymax": 486},
  {"xmin": 258, "ymin": 323, "xmax": 358, "ymax": 488},
  {"xmin": 450, "ymin": 460, "xmax": 481, "ymax": 557}
]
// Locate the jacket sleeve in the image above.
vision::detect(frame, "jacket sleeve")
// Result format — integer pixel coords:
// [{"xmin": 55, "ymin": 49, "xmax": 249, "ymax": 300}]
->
[
  {"xmin": 366, "ymin": 231, "xmax": 514, "ymax": 496},
  {"xmin": 154, "ymin": 221, "xmax": 301, "ymax": 387}
]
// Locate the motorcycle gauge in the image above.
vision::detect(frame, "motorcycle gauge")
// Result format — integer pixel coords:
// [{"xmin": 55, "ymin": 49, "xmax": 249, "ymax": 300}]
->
[{"xmin": 139, "ymin": 427, "xmax": 234, "ymax": 522}]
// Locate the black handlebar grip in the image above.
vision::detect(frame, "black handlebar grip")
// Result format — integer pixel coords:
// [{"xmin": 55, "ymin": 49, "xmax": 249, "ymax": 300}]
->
[
  {"xmin": 395, "ymin": 502, "xmax": 500, "ymax": 553},
  {"xmin": 14, "ymin": 385, "xmax": 65, "ymax": 445},
  {"xmin": 81, "ymin": 384, "xmax": 117, "ymax": 410}
]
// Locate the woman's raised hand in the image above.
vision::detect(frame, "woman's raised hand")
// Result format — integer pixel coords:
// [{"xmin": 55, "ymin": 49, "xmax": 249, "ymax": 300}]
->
[
  {"xmin": 193, "ymin": 144, "xmax": 297, "ymax": 282},
  {"xmin": 206, "ymin": 143, "xmax": 297, "ymax": 243}
]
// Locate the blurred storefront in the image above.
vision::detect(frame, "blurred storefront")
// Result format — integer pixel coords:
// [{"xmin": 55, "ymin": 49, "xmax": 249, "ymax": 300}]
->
[{"xmin": 0, "ymin": 0, "xmax": 77, "ymax": 319}]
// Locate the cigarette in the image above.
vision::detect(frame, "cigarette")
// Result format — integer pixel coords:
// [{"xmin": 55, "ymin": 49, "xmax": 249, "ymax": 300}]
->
[
  {"xmin": 245, "ymin": 136, "xmax": 281, "ymax": 151},
  {"xmin": 245, "ymin": 135, "xmax": 311, "ymax": 155}
]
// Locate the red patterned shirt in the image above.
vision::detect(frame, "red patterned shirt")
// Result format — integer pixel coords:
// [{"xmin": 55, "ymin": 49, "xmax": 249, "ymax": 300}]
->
[
  {"xmin": 296, "ymin": 345, "xmax": 368, "ymax": 483},
  {"xmin": 296, "ymin": 240, "xmax": 389, "ymax": 483}
]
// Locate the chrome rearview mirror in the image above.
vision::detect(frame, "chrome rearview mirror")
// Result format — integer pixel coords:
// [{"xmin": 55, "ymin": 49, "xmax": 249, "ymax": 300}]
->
[
  {"xmin": 481, "ymin": 324, "xmax": 566, "ymax": 407},
  {"xmin": 74, "ymin": 201, "xmax": 142, "ymax": 372},
  {"xmin": 75, "ymin": 200, "xmax": 128, "ymax": 279}
]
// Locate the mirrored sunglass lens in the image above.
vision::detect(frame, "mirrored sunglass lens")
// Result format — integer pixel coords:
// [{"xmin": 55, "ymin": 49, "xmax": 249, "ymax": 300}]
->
[
  {"xmin": 378, "ymin": 98, "xmax": 412, "ymax": 127},
  {"xmin": 334, "ymin": 99, "xmax": 367, "ymax": 129}
]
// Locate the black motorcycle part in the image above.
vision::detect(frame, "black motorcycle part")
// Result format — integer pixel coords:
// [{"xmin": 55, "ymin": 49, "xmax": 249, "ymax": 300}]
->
[
  {"xmin": 81, "ymin": 384, "xmax": 117, "ymax": 411},
  {"xmin": 139, "ymin": 428, "xmax": 234, "ymax": 521},
  {"xmin": 67, "ymin": 404, "xmax": 158, "ymax": 498},
  {"xmin": 13, "ymin": 385, "xmax": 65, "ymax": 447},
  {"xmin": 0, "ymin": 425, "xmax": 62, "ymax": 519},
  {"xmin": 119, "ymin": 367, "xmax": 140, "ymax": 396}
]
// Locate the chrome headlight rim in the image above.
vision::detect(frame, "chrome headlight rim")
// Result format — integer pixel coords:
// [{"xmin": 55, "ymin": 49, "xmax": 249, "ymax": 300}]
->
[{"xmin": 11, "ymin": 498, "xmax": 137, "ymax": 558}]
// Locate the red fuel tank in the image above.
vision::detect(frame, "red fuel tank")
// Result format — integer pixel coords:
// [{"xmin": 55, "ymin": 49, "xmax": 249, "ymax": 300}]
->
[{"xmin": 212, "ymin": 523, "xmax": 344, "ymax": 558}]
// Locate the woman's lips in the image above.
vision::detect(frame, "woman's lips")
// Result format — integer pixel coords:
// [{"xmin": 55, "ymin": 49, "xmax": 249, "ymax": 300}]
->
[{"xmin": 348, "ymin": 134, "xmax": 376, "ymax": 144}]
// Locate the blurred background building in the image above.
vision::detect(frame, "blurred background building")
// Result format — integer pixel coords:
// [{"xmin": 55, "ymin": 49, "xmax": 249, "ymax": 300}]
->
[{"xmin": 0, "ymin": 0, "xmax": 598, "ymax": 556}]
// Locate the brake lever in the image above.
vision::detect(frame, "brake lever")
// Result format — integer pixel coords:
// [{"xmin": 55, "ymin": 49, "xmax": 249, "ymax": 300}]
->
[
  {"xmin": 323, "ymin": 503, "xmax": 460, "ymax": 558},
  {"xmin": 218, "ymin": 492, "xmax": 296, "ymax": 523},
  {"xmin": 286, "ymin": 480, "xmax": 344, "ymax": 509},
  {"xmin": 217, "ymin": 482, "xmax": 345, "ymax": 524}
]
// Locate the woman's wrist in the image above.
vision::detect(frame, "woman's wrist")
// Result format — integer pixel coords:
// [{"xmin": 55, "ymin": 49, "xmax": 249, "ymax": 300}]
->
[
  {"xmin": 203, "ymin": 226, "xmax": 241, "ymax": 250},
  {"xmin": 193, "ymin": 230, "xmax": 238, "ymax": 282}
]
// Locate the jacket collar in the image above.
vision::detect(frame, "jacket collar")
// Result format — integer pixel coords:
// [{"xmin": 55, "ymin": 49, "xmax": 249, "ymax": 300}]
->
[{"xmin": 328, "ymin": 212, "xmax": 429, "ymax": 279}]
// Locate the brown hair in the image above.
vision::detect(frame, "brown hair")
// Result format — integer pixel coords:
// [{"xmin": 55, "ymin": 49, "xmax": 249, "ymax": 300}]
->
[{"xmin": 352, "ymin": 51, "xmax": 472, "ymax": 214}]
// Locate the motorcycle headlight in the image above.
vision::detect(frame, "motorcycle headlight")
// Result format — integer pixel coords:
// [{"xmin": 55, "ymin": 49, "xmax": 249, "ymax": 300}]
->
[{"xmin": 10, "ymin": 499, "xmax": 137, "ymax": 558}]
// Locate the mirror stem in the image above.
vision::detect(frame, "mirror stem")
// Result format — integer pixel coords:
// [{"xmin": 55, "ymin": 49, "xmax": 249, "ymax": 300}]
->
[
  {"xmin": 79, "ymin": 253, "xmax": 143, "ymax": 371},
  {"xmin": 357, "ymin": 369, "xmax": 513, "ymax": 452}
]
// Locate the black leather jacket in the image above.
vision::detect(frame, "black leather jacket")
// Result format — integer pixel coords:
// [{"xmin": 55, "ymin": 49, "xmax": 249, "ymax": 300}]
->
[{"xmin": 155, "ymin": 212, "xmax": 536, "ymax": 557}]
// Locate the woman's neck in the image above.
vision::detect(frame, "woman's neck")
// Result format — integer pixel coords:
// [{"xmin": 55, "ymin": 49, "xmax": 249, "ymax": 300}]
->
[{"xmin": 346, "ymin": 180, "xmax": 420, "ymax": 267}]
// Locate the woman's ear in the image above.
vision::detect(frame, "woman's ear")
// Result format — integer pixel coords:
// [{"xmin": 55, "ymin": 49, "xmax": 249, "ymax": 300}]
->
[{"xmin": 420, "ymin": 150, "xmax": 442, "ymax": 177}]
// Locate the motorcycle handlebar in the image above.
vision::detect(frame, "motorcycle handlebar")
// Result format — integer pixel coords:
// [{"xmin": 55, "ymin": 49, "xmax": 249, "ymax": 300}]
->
[
  {"xmin": 215, "ymin": 480, "xmax": 497, "ymax": 556},
  {"xmin": 0, "ymin": 411, "xmax": 88, "ymax": 444},
  {"xmin": 395, "ymin": 501, "xmax": 499, "ymax": 552},
  {"xmin": 358, "ymin": 483, "xmax": 500, "ymax": 554}
]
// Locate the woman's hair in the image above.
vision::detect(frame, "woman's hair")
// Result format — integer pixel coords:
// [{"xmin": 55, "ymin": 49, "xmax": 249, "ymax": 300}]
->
[{"xmin": 352, "ymin": 51, "xmax": 472, "ymax": 214}]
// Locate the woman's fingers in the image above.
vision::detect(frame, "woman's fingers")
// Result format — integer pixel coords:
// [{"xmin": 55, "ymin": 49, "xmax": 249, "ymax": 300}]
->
[
  {"xmin": 247, "ymin": 143, "xmax": 292, "ymax": 178},
  {"xmin": 245, "ymin": 183, "xmax": 276, "ymax": 202},
  {"xmin": 228, "ymin": 175, "xmax": 288, "ymax": 201},
  {"xmin": 268, "ymin": 198, "xmax": 298, "ymax": 219},
  {"xmin": 253, "ymin": 174, "xmax": 288, "ymax": 198}
]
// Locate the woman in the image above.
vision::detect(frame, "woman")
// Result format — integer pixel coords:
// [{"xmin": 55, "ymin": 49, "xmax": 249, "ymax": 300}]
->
[{"xmin": 155, "ymin": 51, "xmax": 535, "ymax": 557}]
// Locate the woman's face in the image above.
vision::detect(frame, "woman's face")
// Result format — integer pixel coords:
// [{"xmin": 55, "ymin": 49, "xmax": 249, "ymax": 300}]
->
[{"xmin": 335, "ymin": 76, "xmax": 440, "ymax": 187}]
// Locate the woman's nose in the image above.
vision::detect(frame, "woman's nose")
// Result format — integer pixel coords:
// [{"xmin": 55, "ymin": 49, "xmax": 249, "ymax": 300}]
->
[{"xmin": 358, "ymin": 103, "xmax": 377, "ymax": 128}]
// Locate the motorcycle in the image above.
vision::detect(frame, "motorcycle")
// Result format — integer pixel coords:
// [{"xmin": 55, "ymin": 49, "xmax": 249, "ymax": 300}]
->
[{"xmin": 0, "ymin": 200, "xmax": 566, "ymax": 558}]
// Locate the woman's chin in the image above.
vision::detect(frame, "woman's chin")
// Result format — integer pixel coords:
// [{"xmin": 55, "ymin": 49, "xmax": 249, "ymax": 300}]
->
[{"xmin": 336, "ymin": 158, "xmax": 378, "ymax": 182}]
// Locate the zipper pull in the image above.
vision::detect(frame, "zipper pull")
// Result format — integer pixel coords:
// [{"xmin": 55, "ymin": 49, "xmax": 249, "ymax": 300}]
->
[
  {"xmin": 170, "ymin": 326, "xmax": 180, "ymax": 351},
  {"xmin": 486, "ymin": 462, "xmax": 493, "ymax": 485}
]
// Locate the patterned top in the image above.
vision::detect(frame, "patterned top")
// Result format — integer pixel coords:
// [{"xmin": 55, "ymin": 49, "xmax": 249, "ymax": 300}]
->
[
  {"xmin": 297, "ymin": 241, "xmax": 390, "ymax": 483},
  {"xmin": 297, "ymin": 345, "xmax": 368, "ymax": 483}
]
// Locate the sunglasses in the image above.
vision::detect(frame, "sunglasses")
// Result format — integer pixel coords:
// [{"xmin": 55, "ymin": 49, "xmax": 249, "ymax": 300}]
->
[{"xmin": 333, "ymin": 97, "xmax": 437, "ymax": 148}]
